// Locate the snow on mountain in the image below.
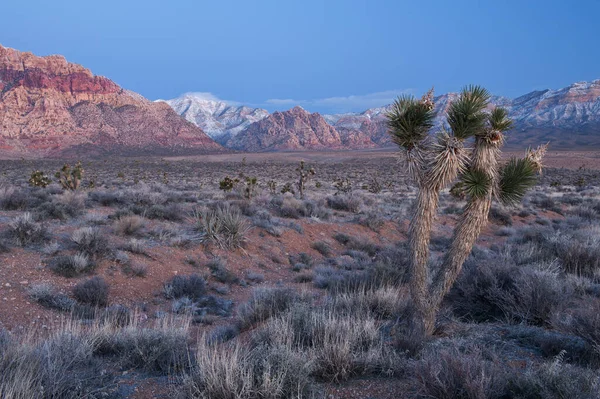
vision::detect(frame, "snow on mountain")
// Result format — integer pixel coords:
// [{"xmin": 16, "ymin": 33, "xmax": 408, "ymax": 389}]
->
[{"xmin": 161, "ymin": 93, "xmax": 269, "ymax": 143}]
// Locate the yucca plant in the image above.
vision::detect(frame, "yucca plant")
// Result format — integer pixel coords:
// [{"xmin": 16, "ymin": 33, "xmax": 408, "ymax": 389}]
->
[
  {"xmin": 55, "ymin": 161, "xmax": 84, "ymax": 190},
  {"xmin": 387, "ymin": 85, "xmax": 547, "ymax": 335}
]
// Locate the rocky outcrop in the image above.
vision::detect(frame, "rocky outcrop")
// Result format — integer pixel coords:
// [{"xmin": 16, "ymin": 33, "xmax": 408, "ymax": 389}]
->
[
  {"xmin": 0, "ymin": 44, "xmax": 221, "ymax": 157},
  {"xmin": 227, "ymin": 106, "xmax": 351, "ymax": 151}
]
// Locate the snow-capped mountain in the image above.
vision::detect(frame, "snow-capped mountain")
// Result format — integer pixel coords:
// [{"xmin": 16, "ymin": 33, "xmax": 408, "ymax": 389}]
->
[
  {"xmin": 161, "ymin": 94, "xmax": 269, "ymax": 144},
  {"xmin": 324, "ymin": 81, "xmax": 600, "ymax": 149},
  {"xmin": 162, "ymin": 80, "xmax": 600, "ymax": 151}
]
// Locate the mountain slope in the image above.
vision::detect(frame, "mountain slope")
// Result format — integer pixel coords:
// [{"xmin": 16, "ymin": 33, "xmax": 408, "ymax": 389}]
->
[
  {"xmin": 326, "ymin": 83, "xmax": 600, "ymax": 149},
  {"xmin": 226, "ymin": 106, "xmax": 352, "ymax": 151},
  {"xmin": 161, "ymin": 94, "xmax": 269, "ymax": 144},
  {"xmin": 0, "ymin": 44, "xmax": 222, "ymax": 157}
]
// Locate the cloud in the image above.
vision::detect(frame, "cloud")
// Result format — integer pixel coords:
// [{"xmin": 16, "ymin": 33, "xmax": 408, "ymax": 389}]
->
[{"xmin": 265, "ymin": 89, "xmax": 412, "ymax": 113}]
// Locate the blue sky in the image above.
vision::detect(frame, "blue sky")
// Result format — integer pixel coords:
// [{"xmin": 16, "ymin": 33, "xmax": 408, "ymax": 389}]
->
[{"xmin": 1, "ymin": 0, "xmax": 598, "ymax": 113}]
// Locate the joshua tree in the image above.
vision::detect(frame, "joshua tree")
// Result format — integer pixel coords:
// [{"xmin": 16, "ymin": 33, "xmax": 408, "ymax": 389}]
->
[
  {"xmin": 55, "ymin": 161, "xmax": 84, "ymax": 190},
  {"xmin": 387, "ymin": 86, "xmax": 547, "ymax": 335},
  {"xmin": 296, "ymin": 160, "xmax": 315, "ymax": 199}
]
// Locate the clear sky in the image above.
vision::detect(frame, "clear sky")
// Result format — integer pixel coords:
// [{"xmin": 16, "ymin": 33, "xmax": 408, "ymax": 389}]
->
[{"xmin": 1, "ymin": 0, "xmax": 598, "ymax": 113}]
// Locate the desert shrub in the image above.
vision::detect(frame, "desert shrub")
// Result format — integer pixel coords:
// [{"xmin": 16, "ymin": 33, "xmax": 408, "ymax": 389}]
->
[
  {"xmin": 311, "ymin": 241, "xmax": 332, "ymax": 257},
  {"xmin": 122, "ymin": 238, "xmax": 146, "ymax": 255},
  {"xmin": 502, "ymin": 324, "xmax": 593, "ymax": 367},
  {"xmin": 552, "ymin": 299, "xmax": 600, "ymax": 364},
  {"xmin": 73, "ymin": 277, "xmax": 109, "ymax": 307},
  {"xmin": 48, "ymin": 253, "xmax": 95, "ymax": 277},
  {"xmin": 122, "ymin": 262, "xmax": 148, "ymax": 277},
  {"xmin": 273, "ymin": 194, "xmax": 304, "ymax": 219},
  {"xmin": 34, "ymin": 200, "xmax": 80, "ymax": 221},
  {"xmin": 409, "ymin": 346, "xmax": 504, "ymax": 399},
  {"xmin": 355, "ymin": 211, "xmax": 385, "ymax": 231},
  {"xmin": 42, "ymin": 241, "xmax": 60, "ymax": 255},
  {"xmin": 447, "ymin": 259, "xmax": 569, "ymax": 326},
  {"xmin": 326, "ymin": 194, "xmax": 361, "ymax": 213},
  {"xmin": 8, "ymin": 213, "xmax": 49, "ymax": 246},
  {"xmin": 34, "ymin": 191, "xmax": 85, "ymax": 221},
  {"xmin": 0, "ymin": 186, "xmax": 29, "ymax": 210},
  {"xmin": 180, "ymin": 339, "xmax": 317, "ymax": 399},
  {"xmin": 252, "ymin": 304, "xmax": 396, "ymax": 382},
  {"xmin": 489, "ymin": 205, "xmax": 512, "ymax": 226},
  {"xmin": 0, "ymin": 329, "xmax": 114, "ymax": 398},
  {"xmin": 509, "ymin": 225, "xmax": 600, "ymax": 278},
  {"xmin": 89, "ymin": 190, "xmax": 126, "ymax": 206},
  {"xmin": 333, "ymin": 233, "xmax": 379, "ymax": 256},
  {"xmin": 246, "ymin": 271, "xmax": 264, "ymax": 283},
  {"xmin": 502, "ymin": 361, "xmax": 600, "ymax": 399},
  {"xmin": 0, "ymin": 240, "xmax": 10, "ymax": 254},
  {"xmin": 554, "ymin": 232, "xmax": 600, "ymax": 278},
  {"xmin": 114, "ymin": 215, "xmax": 145, "ymax": 236},
  {"xmin": 313, "ymin": 265, "xmax": 354, "ymax": 289},
  {"xmin": 145, "ymin": 203, "xmax": 184, "ymax": 221},
  {"xmin": 328, "ymin": 286, "xmax": 409, "ymax": 320},
  {"xmin": 194, "ymin": 205, "xmax": 251, "ymax": 249},
  {"xmin": 164, "ymin": 274, "xmax": 207, "ymax": 300},
  {"xmin": 251, "ymin": 210, "xmax": 283, "ymax": 236},
  {"xmin": 28, "ymin": 283, "xmax": 76, "ymax": 312},
  {"xmin": 236, "ymin": 287, "xmax": 300, "ymax": 331},
  {"xmin": 94, "ymin": 320, "xmax": 190, "ymax": 373},
  {"xmin": 71, "ymin": 227, "xmax": 110, "ymax": 259},
  {"xmin": 207, "ymin": 325, "xmax": 240, "ymax": 344},
  {"xmin": 206, "ymin": 258, "xmax": 240, "ymax": 284},
  {"xmin": 495, "ymin": 227, "xmax": 516, "ymax": 237},
  {"xmin": 101, "ymin": 304, "xmax": 133, "ymax": 327}
]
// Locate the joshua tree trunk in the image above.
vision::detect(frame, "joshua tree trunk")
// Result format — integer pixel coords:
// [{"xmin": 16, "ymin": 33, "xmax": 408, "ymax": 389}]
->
[
  {"xmin": 408, "ymin": 186, "xmax": 439, "ymax": 334},
  {"xmin": 424, "ymin": 137, "xmax": 500, "ymax": 333}
]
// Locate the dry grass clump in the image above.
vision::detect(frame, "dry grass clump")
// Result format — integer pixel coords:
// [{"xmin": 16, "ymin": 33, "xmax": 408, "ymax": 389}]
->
[
  {"xmin": 28, "ymin": 283, "xmax": 76, "ymax": 312},
  {"xmin": 7, "ymin": 212, "xmax": 49, "ymax": 246},
  {"xmin": 73, "ymin": 276, "xmax": 109, "ymax": 307},
  {"xmin": 70, "ymin": 227, "xmax": 110, "ymax": 259},
  {"xmin": 192, "ymin": 205, "xmax": 251, "ymax": 249},
  {"xmin": 447, "ymin": 258, "xmax": 569, "ymax": 327},
  {"xmin": 48, "ymin": 253, "xmax": 95, "ymax": 277},
  {"xmin": 0, "ymin": 316, "xmax": 190, "ymax": 397},
  {"xmin": 179, "ymin": 339, "xmax": 317, "ymax": 399},
  {"xmin": 236, "ymin": 287, "xmax": 302, "ymax": 331},
  {"xmin": 113, "ymin": 215, "xmax": 146, "ymax": 236}
]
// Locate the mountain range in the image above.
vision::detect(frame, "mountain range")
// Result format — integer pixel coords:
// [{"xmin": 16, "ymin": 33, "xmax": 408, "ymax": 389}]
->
[
  {"xmin": 0, "ymin": 44, "xmax": 221, "ymax": 157},
  {"xmin": 1, "ymin": 43, "xmax": 599, "ymax": 157},
  {"xmin": 165, "ymin": 81, "xmax": 600, "ymax": 151}
]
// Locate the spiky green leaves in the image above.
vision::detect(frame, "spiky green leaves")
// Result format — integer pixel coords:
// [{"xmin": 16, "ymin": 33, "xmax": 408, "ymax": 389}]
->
[
  {"xmin": 461, "ymin": 169, "xmax": 492, "ymax": 199},
  {"xmin": 386, "ymin": 95, "xmax": 436, "ymax": 150},
  {"xmin": 427, "ymin": 131, "xmax": 468, "ymax": 189},
  {"xmin": 489, "ymin": 107, "xmax": 513, "ymax": 132},
  {"xmin": 498, "ymin": 157, "xmax": 537, "ymax": 206},
  {"xmin": 447, "ymin": 85, "xmax": 490, "ymax": 140}
]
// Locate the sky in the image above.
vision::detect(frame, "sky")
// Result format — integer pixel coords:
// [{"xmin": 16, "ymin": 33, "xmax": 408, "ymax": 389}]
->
[{"xmin": 1, "ymin": 0, "xmax": 599, "ymax": 114}]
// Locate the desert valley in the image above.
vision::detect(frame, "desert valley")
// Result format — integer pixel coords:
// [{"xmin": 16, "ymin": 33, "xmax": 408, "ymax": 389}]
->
[{"xmin": 2, "ymin": 13, "xmax": 600, "ymax": 399}]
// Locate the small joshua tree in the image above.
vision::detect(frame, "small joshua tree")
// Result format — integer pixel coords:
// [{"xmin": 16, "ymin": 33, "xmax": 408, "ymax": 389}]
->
[
  {"xmin": 296, "ymin": 161, "xmax": 315, "ymax": 199},
  {"xmin": 267, "ymin": 180, "xmax": 277, "ymax": 195},
  {"xmin": 387, "ymin": 86, "xmax": 547, "ymax": 335},
  {"xmin": 29, "ymin": 170, "xmax": 52, "ymax": 188},
  {"xmin": 243, "ymin": 176, "xmax": 258, "ymax": 200},
  {"xmin": 219, "ymin": 176, "xmax": 239, "ymax": 192},
  {"xmin": 55, "ymin": 161, "xmax": 84, "ymax": 190}
]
